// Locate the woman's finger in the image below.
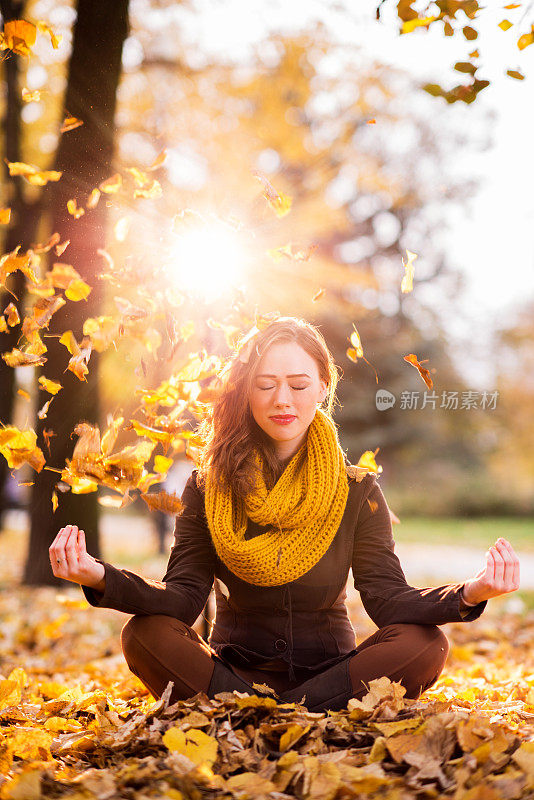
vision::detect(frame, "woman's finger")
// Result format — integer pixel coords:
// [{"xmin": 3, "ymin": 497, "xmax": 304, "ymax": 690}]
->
[
  {"xmin": 485, "ymin": 549, "xmax": 495, "ymax": 582},
  {"xmin": 50, "ymin": 525, "xmax": 70, "ymax": 563},
  {"xmin": 490, "ymin": 546, "xmax": 505, "ymax": 587},
  {"xmin": 65, "ymin": 528, "xmax": 79, "ymax": 569},
  {"xmin": 499, "ymin": 538, "xmax": 520, "ymax": 589},
  {"xmin": 76, "ymin": 529, "xmax": 86, "ymax": 557},
  {"xmin": 55, "ymin": 525, "xmax": 76, "ymax": 570}
]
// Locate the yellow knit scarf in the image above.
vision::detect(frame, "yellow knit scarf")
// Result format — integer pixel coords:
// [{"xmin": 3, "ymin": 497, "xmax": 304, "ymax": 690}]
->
[{"xmin": 204, "ymin": 408, "xmax": 349, "ymax": 586}]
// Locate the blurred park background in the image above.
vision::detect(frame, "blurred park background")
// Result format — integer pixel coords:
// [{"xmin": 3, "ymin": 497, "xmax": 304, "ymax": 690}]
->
[{"xmin": 0, "ymin": 0, "xmax": 533, "ymax": 618}]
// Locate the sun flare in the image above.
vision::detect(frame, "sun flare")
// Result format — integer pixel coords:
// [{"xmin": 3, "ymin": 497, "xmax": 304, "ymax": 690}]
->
[{"xmin": 167, "ymin": 222, "xmax": 248, "ymax": 302}]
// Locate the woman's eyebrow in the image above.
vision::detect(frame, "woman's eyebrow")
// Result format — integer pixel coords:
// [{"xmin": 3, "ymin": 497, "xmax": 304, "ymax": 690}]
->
[{"xmin": 256, "ymin": 373, "xmax": 311, "ymax": 378}]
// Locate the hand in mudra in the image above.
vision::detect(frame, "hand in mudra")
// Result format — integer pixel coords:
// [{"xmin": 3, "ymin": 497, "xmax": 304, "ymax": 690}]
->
[
  {"xmin": 49, "ymin": 524, "xmax": 105, "ymax": 590},
  {"xmin": 462, "ymin": 537, "xmax": 520, "ymax": 605}
]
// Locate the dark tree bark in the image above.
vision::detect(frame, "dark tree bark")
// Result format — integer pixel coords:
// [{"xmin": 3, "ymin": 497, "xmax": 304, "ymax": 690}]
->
[
  {"xmin": 24, "ymin": 0, "xmax": 129, "ymax": 585},
  {"xmin": 0, "ymin": 0, "xmax": 44, "ymax": 524}
]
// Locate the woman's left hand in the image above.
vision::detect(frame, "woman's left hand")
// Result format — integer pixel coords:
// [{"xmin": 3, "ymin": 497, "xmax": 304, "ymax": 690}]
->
[{"xmin": 462, "ymin": 537, "xmax": 520, "ymax": 605}]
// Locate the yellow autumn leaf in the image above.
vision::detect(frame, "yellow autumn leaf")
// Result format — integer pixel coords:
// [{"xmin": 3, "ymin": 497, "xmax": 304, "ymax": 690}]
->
[
  {"xmin": 38, "ymin": 377, "xmax": 62, "ymax": 395},
  {"xmin": 67, "ymin": 198, "xmax": 85, "ymax": 219},
  {"xmin": 401, "ymin": 16, "xmax": 439, "ymax": 34},
  {"xmin": 0, "ymin": 208, "xmax": 11, "ymax": 224},
  {"xmin": 279, "ymin": 724, "xmax": 310, "ymax": 752},
  {"xmin": 7, "ymin": 160, "xmax": 62, "ymax": 185},
  {"xmin": 162, "ymin": 727, "xmax": 218, "ymax": 767},
  {"xmin": 59, "ymin": 329, "xmax": 81, "ymax": 356},
  {"xmin": 517, "ymin": 27, "xmax": 534, "ymax": 50},
  {"xmin": 154, "ymin": 455, "xmax": 173, "ymax": 474},
  {"xmin": 65, "ymin": 278, "xmax": 92, "ymax": 302},
  {"xmin": 99, "ymin": 173, "xmax": 122, "ymax": 194}
]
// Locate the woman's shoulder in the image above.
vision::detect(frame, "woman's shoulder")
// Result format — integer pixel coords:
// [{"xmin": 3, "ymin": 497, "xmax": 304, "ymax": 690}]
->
[{"xmin": 344, "ymin": 461, "xmax": 381, "ymax": 500}]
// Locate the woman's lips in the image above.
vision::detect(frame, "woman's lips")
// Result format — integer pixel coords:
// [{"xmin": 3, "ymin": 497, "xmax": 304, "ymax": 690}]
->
[{"xmin": 270, "ymin": 415, "xmax": 296, "ymax": 426}]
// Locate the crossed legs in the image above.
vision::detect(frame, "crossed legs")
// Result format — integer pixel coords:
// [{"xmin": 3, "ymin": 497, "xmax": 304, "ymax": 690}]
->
[{"xmin": 120, "ymin": 614, "xmax": 450, "ymax": 708}]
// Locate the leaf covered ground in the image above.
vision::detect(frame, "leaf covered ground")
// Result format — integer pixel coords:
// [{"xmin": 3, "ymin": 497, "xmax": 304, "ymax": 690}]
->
[{"xmin": 2, "ymin": 581, "xmax": 534, "ymax": 800}]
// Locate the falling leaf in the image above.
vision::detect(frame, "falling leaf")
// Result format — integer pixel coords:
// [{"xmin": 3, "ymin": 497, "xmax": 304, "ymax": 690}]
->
[
  {"xmin": 36, "ymin": 20, "xmax": 62, "ymax": 48},
  {"xmin": 401, "ymin": 249, "xmax": 417, "ymax": 293},
  {"xmin": 253, "ymin": 172, "xmax": 292, "ymax": 217},
  {"xmin": 134, "ymin": 179, "xmax": 162, "ymax": 199},
  {"xmin": 0, "ymin": 425, "xmax": 45, "ymax": 471},
  {"xmin": 51, "ymin": 490, "xmax": 58, "ymax": 512},
  {"xmin": 312, "ymin": 288, "xmax": 325, "ymax": 302},
  {"xmin": 60, "ymin": 115, "xmax": 83, "ymax": 133},
  {"xmin": 67, "ymin": 199, "xmax": 85, "ymax": 219},
  {"xmin": 38, "ymin": 397, "xmax": 54, "ymax": 419},
  {"xmin": 401, "ymin": 16, "xmax": 439, "ymax": 34},
  {"xmin": 403, "ymin": 352, "xmax": 434, "ymax": 389},
  {"xmin": 65, "ymin": 278, "xmax": 92, "ymax": 302},
  {"xmin": 517, "ymin": 26, "xmax": 534, "ymax": 50},
  {"xmin": 4, "ymin": 303, "xmax": 20, "ymax": 326},
  {"xmin": 114, "ymin": 216, "xmax": 130, "ymax": 242},
  {"xmin": 140, "ymin": 491, "xmax": 183, "ymax": 515},
  {"xmin": 86, "ymin": 188, "xmax": 101, "ymax": 209},
  {"xmin": 268, "ymin": 243, "xmax": 317, "ymax": 262},
  {"xmin": 499, "ymin": 19, "xmax": 513, "ymax": 31},
  {"xmin": 99, "ymin": 173, "xmax": 122, "ymax": 194},
  {"xmin": 0, "ymin": 208, "xmax": 11, "ymax": 224},
  {"xmin": 17, "ymin": 389, "xmax": 31, "ymax": 401},
  {"xmin": 147, "ymin": 149, "xmax": 167, "ymax": 170},
  {"xmin": 1, "ymin": 19, "xmax": 37, "ymax": 56},
  {"xmin": 22, "ymin": 87, "xmax": 43, "ymax": 102},
  {"xmin": 367, "ymin": 118, "xmax": 376, "ymax": 124},
  {"xmin": 55, "ymin": 239, "xmax": 70, "ymax": 257},
  {"xmin": 7, "ymin": 160, "xmax": 62, "ymax": 186},
  {"xmin": 2, "ymin": 348, "xmax": 47, "ymax": 368},
  {"xmin": 507, "ymin": 69, "xmax": 525, "ymax": 79}
]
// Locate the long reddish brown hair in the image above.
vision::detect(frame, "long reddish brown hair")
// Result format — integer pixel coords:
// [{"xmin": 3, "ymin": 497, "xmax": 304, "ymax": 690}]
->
[{"xmin": 195, "ymin": 317, "xmax": 342, "ymax": 498}]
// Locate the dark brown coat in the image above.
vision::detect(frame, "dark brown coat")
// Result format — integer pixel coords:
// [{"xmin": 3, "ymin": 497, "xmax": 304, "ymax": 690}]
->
[{"xmin": 81, "ymin": 468, "xmax": 486, "ymax": 681}]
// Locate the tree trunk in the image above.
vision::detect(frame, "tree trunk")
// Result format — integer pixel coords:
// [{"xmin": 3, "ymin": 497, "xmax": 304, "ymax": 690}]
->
[
  {"xmin": 24, "ymin": 0, "xmax": 129, "ymax": 585},
  {"xmin": 0, "ymin": 0, "xmax": 43, "ymax": 525}
]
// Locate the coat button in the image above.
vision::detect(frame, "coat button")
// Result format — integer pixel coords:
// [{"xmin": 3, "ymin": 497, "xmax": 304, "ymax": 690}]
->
[{"xmin": 274, "ymin": 638, "xmax": 287, "ymax": 651}]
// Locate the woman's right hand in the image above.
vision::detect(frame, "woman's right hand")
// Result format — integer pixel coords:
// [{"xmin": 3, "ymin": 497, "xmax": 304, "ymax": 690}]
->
[{"xmin": 49, "ymin": 524, "xmax": 106, "ymax": 592}]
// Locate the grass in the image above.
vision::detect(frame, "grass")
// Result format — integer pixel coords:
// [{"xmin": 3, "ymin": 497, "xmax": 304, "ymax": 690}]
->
[{"xmin": 392, "ymin": 516, "xmax": 534, "ymax": 549}]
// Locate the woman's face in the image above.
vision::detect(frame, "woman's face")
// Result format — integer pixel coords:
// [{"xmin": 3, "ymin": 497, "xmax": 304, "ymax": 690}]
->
[{"xmin": 249, "ymin": 340, "xmax": 327, "ymax": 461}]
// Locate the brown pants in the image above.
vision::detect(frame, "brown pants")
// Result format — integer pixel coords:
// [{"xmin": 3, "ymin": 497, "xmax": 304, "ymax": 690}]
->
[{"xmin": 120, "ymin": 614, "xmax": 450, "ymax": 706}]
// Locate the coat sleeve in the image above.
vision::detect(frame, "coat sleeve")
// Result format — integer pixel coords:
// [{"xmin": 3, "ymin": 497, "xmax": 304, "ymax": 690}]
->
[
  {"xmin": 80, "ymin": 469, "xmax": 216, "ymax": 625},
  {"xmin": 351, "ymin": 474, "xmax": 487, "ymax": 627}
]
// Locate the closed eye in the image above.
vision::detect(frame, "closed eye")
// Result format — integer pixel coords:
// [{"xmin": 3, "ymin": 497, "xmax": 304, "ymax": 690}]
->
[{"xmin": 258, "ymin": 386, "xmax": 306, "ymax": 391}]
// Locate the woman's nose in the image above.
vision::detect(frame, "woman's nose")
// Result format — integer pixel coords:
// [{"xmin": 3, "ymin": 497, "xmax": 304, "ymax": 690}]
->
[{"xmin": 273, "ymin": 383, "xmax": 291, "ymax": 406}]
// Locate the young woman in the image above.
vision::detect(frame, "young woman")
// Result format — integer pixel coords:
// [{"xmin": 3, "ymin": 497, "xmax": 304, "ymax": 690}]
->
[{"xmin": 49, "ymin": 317, "xmax": 520, "ymax": 712}]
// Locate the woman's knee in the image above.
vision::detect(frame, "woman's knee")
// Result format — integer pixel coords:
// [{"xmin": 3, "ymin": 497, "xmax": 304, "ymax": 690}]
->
[
  {"xmin": 121, "ymin": 614, "xmax": 192, "ymax": 663},
  {"xmin": 398, "ymin": 624, "xmax": 450, "ymax": 698}
]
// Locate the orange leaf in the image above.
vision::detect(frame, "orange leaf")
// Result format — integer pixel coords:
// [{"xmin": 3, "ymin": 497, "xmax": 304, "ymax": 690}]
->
[
  {"xmin": 2, "ymin": 19, "xmax": 37, "ymax": 56},
  {"xmin": 4, "ymin": 302, "xmax": 20, "ymax": 326},
  {"xmin": 2, "ymin": 348, "xmax": 47, "ymax": 367},
  {"xmin": 99, "ymin": 173, "xmax": 122, "ymax": 194},
  {"xmin": 403, "ymin": 353, "xmax": 434, "ymax": 389},
  {"xmin": 7, "ymin": 160, "xmax": 62, "ymax": 185},
  {"xmin": 0, "ymin": 208, "xmax": 11, "ymax": 224},
  {"xmin": 38, "ymin": 377, "xmax": 62, "ymax": 395},
  {"xmin": 141, "ymin": 490, "xmax": 183, "ymax": 515},
  {"xmin": 67, "ymin": 198, "xmax": 85, "ymax": 219},
  {"xmin": 60, "ymin": 115, "xmax": 83, "ymax": 133},
  {"xmin": 86, "ymin": 188, "xmax": 101, "ymax": 209}
]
